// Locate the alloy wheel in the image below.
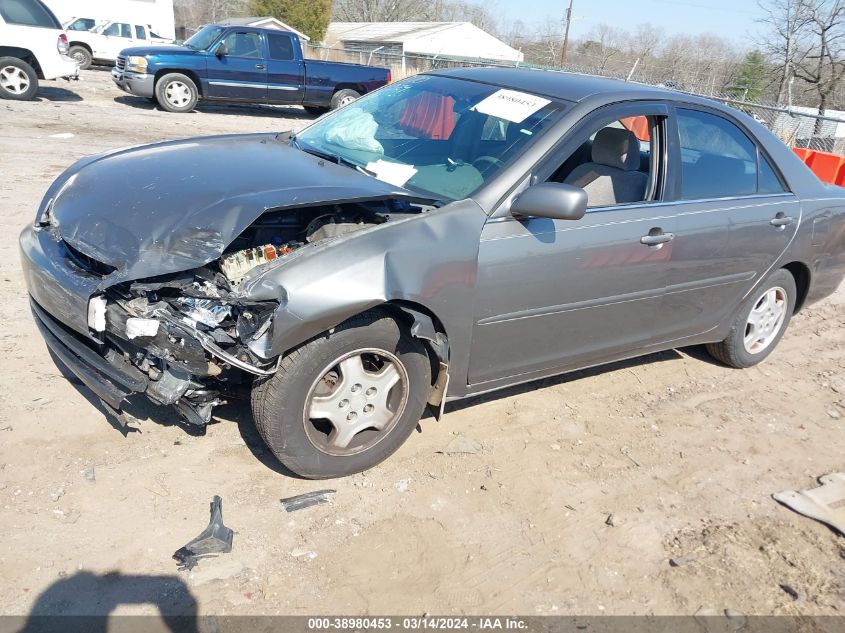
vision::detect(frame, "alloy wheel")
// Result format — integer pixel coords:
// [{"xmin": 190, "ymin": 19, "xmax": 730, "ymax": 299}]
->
[
  {"xmin": 164, "ymin": 81, "xmax": 191, "ymax": 107},
  {"xmin": 0, "ymin": 66, "xmax": 30, "ymax": 95},
  {"xmin": 743, "ymin": 286, "xmax": 787, "ymax": 354}
]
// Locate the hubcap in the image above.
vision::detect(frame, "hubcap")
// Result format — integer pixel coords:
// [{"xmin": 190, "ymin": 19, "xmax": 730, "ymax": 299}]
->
[
  {"xmin": 339, "ymin": 94, "xmax": 357, "ymax": 107},
  {"xmin": 744, "ymin": 286, "xmax": 787, "ymax": 354},
  {"xmin": 0, "ymin": 66, "xmax": 30, "ymax": 95},
  {"xmin": 165, "ymin": 81, "xmax": 191, "ymax": 107},
  {"xmin": 303, "ymin": 349, "xmax": 408, "ymax": 456},
  {"xmin": 72, "ymin": 51, "xmax": 88, "ymax": 64}
]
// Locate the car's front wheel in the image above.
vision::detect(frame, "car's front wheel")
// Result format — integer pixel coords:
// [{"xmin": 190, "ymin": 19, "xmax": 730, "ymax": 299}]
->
[
  {"xmin": 706, "ymin": 268, "xmax": 797, "ymax": 368},
  {"xmin": 0, "ymin": 57, "xmax": 38, "ymax": 101},
  {"xmin": 155, "ymin": 73, "xmax": 198, "ymax": 113},
  {"xmin": 251, "ymin": 310, "xmax": 432, "ymax": 479},
  {"xmin": 69, "ymin": 46, "xmax": 92, "ymax": 70}
]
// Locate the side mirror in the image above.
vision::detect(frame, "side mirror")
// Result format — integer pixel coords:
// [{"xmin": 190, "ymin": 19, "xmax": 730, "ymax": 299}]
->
[
  {"xmin": 215, "ymin": 42, "xmax": 228, "ymax": 57},
  {"xmin": 510, "ymin": 182, "xmax": 588, "ymax": 221}
]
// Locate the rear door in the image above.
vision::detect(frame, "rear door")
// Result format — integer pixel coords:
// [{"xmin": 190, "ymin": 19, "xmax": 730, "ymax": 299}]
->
[
  {"xmin": 206, "ymin": 29, "xmax": 268, "ymax": 101},
  {"xmin": 265, "ymin": 31, "xmax": 304, "ymax": 104},
  {"xmin": 659, "ymin": 106, "xmax": 800, "ymax": 338}
]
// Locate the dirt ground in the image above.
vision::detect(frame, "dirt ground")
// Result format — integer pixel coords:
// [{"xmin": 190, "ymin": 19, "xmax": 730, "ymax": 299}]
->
[{"xmin": 0, "ymin": 70, "xmax": 844, "ymax": 621}]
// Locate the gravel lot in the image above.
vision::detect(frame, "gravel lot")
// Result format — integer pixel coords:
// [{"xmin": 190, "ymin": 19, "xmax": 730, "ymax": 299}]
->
[{"xmin": 1, "ymin": 70, "xmax": 844, "ymax": 622}]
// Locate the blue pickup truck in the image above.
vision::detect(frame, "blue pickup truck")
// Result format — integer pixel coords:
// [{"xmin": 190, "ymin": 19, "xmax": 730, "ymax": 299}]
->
[{"xmin": 111, "ymin": 24, "xmax": 391, "ymax": 114}]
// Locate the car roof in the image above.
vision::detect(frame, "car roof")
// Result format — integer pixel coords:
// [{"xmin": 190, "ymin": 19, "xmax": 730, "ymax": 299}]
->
[{"xmin": 428, "ymin": 66, "xmax": 680, "ymax": 104}]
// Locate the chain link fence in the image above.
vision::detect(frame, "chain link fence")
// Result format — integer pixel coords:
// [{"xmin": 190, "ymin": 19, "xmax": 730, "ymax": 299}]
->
[{"xmin": 305, "ymin": 43, "xmax": 845, "ymax": 154}]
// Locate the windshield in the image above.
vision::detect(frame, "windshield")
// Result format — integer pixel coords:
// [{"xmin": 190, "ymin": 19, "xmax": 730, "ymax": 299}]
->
[
  {"xmin": 295, "ymin": 75, "xmax": 567, "ymax": 202},
  {"xmin": 184, "ymin": 25, "xmax": 224, "ymax": 50}
]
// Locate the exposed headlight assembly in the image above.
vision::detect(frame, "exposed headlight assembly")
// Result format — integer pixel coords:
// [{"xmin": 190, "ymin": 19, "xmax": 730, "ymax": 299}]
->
[{"xmin": 126, "ymin": 56, "xmax": 148, "ymax": 74}]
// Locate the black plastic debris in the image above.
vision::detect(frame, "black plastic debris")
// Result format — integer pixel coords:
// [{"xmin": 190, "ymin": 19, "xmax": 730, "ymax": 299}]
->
[
  {"xmin": 280, "ymin": 490, "xmax": 336, "ymax": 512},
  {"xmin": 173, "ymin": 495, "xmax": 234, "ymax": 571}
]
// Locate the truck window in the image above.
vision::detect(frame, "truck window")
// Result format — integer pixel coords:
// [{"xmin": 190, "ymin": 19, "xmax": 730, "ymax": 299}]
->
[
  {"xmin": 103, "ymin": 22, "xmax": 131, "ymax": 38},
  {"xmin": 67, "ymin": 17, "xmax": 96, "ymax": 31},
  {"xmin": 135, "ymin": 25, "xmax": 146, "ymax": 39},
  {"xmin": 219, "ymin": 31, "xmax": 263, "ymax": 58},
  {"xmin": 267, "ymin": 33, "xmax": 294, "ymax": 61},
  {"xmin": 0, "ymin": 0, "xmax": 62, "ymax": 28}
]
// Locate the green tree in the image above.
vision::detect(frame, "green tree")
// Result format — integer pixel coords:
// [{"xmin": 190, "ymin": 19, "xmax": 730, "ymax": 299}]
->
[
  {"xmin": 728, "ymin": 50, "xmax": 769, "ymax": 101},
  {"xmin": 248, "ymin": 0, "xmax": 331, "ymax": 41}
]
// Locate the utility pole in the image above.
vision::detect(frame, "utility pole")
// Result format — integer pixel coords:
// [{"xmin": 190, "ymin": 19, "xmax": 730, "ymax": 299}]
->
[{"xmin": 560, "ymin": 0, "xmax": 574, "ymax": 67}]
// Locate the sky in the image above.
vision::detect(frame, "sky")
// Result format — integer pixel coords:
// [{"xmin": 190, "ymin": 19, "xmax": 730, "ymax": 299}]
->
[{"xmin": 496, "ymin": 0, "xmax": 769, "ymax": 44}]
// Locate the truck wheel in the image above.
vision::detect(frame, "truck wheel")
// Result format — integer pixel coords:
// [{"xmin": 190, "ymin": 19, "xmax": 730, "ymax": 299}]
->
[
  {"xmin": 330, "ymin": 88, "xmax": 360, "ymax": 110},
  {"xmin": 0, "ymin": 57, "xmax": 38, "ymax": 101},
  {"xmin": 706, "ymin": 268, "xmax": 797, "ymax": 369},
  {"xmin": 69, "ymin": 46, "xmax": 92, "ymax": 70},
  {"xmin": 251, "ymin": 310, "xmax": 432, "ymax": 479},
  {"xmin": 155, "ymin": 73, "xmax": 198, "ymax": 113}
]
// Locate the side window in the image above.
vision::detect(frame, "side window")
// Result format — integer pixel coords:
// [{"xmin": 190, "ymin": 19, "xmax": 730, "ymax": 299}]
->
[
  {"xmin": 267, "ymin": 33, "xmax": 294, "ymax": 61},
  {"xmin": 220, "ymin": 31, "xmax": 263, "ymax": 58},
  {"xmin": 0, "ymin": 0, "xmax": 61, "ymax": 28},
  {"xmin": 548, "ymin": 114, "xmax": 659, "ymax": 209},
  {"xmin": 759, "ymin": 152, "xmax": 787, "ymax": 194},
  {"xmin": 68, "ymin": 17, "xmax": 96, "ymax": 31},
  {"xmin": 104, "ymin": 22, "xmax": 131, "ymax": 38},
  {"xmin": 135, "ymin": 25, "xmax": 146, "ymax": 39},
  {"xmin": 677, "ymin": 109, "xmax": 758, "ymax": 199}
]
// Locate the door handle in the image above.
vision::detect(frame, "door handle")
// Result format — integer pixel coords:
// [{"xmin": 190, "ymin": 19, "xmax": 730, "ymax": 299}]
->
[
  {"xmin": 255, "ymin": 64, "xmax": 265, "ymax": 70},
  {"xmin": 640, "ymin": 231, "xmax": 675, "ymax": 247},
  {"xmin": 770, "ymin": 214, "xmax": 794, "ymax": 228}
]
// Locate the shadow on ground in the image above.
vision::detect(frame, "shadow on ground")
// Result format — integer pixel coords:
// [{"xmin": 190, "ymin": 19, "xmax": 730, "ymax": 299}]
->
[
  {"xmin": 14, "ymin": 571, "xmax": 198, "ymax": 633},
  {"xmin": 114, "ymin": 95, "xmax": 316, "ymax": 120},
  {"xmin": 35, "ymin": 86, "xmax": 83, "ymax": 102}
]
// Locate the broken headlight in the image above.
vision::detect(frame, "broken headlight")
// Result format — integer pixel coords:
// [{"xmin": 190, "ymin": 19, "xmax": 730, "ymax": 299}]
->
[{"xmin": 174, "ymin": 297, "xmax": 231, "ymax": 328}]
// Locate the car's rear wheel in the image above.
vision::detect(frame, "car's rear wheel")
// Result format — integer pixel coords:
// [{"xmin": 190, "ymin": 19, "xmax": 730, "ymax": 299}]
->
[
  {"xmin": 251, "ymin": 310, "xmax": 431, "ymax": 479},
  {"xmin": 155, "ymin": 73, "xmax": 198, "ymax": 113},
  {"xmin": 706, "ymin": 268, "xmax": 797, "ymax": 368},
  {"xmin": 0, "ymin": 57, "xmax": 38, "ymax": 101},
  {"xmin": 330, "ymin": 88, "xmax": 360, "ymax": 110},
  {"xmin": 69, "ymin": 46, "xmax": 92, "ymax": 70}
]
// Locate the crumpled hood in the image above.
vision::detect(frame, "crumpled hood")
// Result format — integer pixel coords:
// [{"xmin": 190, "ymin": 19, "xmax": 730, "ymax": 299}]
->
[{"xmin": 44, "ymin": 133, "xmax": 410, "ymax": 281}]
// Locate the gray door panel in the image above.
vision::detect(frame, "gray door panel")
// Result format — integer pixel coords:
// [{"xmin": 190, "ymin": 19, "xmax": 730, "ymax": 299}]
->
[
  {"xmin": 468, "ymin": 208, "xmax": 674, "ymax": 385},
  {"xmin": 661, "ymin": 195, "xmax": 800, "ymax": 338}
]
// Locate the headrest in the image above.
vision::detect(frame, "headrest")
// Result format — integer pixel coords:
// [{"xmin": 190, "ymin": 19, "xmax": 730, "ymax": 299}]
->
[{"xmin": 592, "ymin": 127, "xmax": 641, "ymax": 171}]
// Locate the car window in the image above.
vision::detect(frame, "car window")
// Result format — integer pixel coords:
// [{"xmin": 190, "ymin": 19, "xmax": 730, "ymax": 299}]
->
[
  {"xmin": 0, "ymin": 0, "xmax": 61, "ymax": 28},
  {"xmin": 135, "ymin": 25, "xmax": 146, "ymax": 39},
  {"xmin": 677, "ymin": 109, "xmax": 758, "ymax": 199},
  {"xmin": 68, "ymin": 17, "xmax": 96, "ymax": 31},
  {"xmin": 267, "ymin": 33, "xmax": 294, "ymax": 61},
  {"xmin": 548, "ymin": 114, "xmax": 658, "ymax": 209},
  {"xmin": 758, "ymin": 151, "xmax": 787, "ymax": 194},
  {"xmin": 220, "ymin": 31, "xmax": 263, "ymax": 58},
  {"xmin": 103, "ymin": 22, "xmax": 131, "ymax": 38},
  {"xmin": 296, "ymin": 75, "xmax": 566, "ymax": 202}
]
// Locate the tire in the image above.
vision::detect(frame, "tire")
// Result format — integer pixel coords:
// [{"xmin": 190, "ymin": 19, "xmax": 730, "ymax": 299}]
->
[
  {"xmin": 0, "ymin": 57, "xmax": 38, "ymax": 101},
  {"xmin": 706, "ymin": 268, "xmax": 797, "ymax": 369},
  {"xmin": 330, "ymin": 88, "xmax": 361, "ymax": 110},
  {"xmin": 154, "ymin": 72, "xmax": 198, "ymax": 113},
  {"xmin": 69, "ymin": 46, "xmax": 92, "ymax": 70},
  {"xmin": 304, "ymin": 105, "xmax": 329, "ymax": 116},
  {"xmin": 251, "ymin": 310, "xmax": 432, "ymax": 479}
]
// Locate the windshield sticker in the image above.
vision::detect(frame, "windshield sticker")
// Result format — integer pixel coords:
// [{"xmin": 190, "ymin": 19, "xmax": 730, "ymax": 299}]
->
[
  {"xmin": 365, "ymin": 160, "xmax": 418, "ymax": 188},
  {"xmin": 472, "ymin": 89, "xmax": 551, "ymax": 123}
]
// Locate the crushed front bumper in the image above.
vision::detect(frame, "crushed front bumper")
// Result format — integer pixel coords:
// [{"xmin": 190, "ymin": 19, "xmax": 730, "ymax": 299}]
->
[{"xmin": 111, "ymin": 69, "xmax": 154, "ymax": 98}]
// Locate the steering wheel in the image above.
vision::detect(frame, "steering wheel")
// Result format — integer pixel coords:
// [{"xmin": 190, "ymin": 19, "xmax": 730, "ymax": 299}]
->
[{"xmin": 472, "ymin": 156, "xmax": 505, "ymax": 173}]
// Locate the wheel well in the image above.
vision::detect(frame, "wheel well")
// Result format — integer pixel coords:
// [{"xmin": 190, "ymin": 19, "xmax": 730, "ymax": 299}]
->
[
  {"xmin": 334, "ymin": 83, "xmax": 366, "ymax": 96},
  {"xmin": 154, "ymin": 69, "xmax": 203, "ymax": 96},
  {"xmin": 68, "ymin": 41, "xmax": 92, "ymax": 53},
  {"xmin": 782, "ymin": 262, "xmax": 811, "ymax": 313},
  {"xmin": 0, "ymin": 46, "xmax": 42, "ymax": 78}
]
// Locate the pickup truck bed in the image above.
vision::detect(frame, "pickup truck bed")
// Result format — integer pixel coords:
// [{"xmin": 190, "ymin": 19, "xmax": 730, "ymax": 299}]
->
[{"xmin": 111, "ymin": 24, "xmax": 391, "ymax": 114}]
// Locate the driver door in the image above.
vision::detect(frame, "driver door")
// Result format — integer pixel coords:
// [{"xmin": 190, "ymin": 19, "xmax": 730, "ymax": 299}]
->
[
  {"xmin": 468, "ymin": 103, "xmax": 675, "ymax": 386},
  {"xmin": 206, "ymin": 29, "xmax": 268, "ymax": 101}
]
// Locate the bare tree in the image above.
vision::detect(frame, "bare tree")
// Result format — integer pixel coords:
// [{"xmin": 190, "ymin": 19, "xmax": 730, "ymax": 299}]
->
[
  {"xmin": 794, "ymin": 0, "xmax": 845, "ymax": 126},
  {"xmin": 332, "ymin": 0, "xmax": 434, "ymax": 22},
  {"xmin": 757, "ymin": 0, "xmax": 814, "ymax": 104},
  {"xmin": 174, "ymin": 0, "xmax": 248, "ymax": 32}
]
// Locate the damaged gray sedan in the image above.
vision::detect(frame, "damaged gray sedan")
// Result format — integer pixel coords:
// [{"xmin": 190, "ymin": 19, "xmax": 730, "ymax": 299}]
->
[{"xmin": 20, "ymin": 68, "xmax": 845, "ymax": 478}]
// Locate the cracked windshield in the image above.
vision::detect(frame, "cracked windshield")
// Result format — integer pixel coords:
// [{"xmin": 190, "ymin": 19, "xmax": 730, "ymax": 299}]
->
[{"xmin": 295, "ymin": 75, "xmax": 566, "ymax": 201}]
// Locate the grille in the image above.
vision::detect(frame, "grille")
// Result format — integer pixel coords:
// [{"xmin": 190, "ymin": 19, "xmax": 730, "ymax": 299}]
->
[
  {"xmin": 116, "ymin": 55, "xmax": 126, "ymax": 71},
  {"xmin": 63, "ymin": 242, "xmax": 117, "ymax": 277}
]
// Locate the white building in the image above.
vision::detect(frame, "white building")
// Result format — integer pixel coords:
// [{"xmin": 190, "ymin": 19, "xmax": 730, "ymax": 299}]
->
[
  {"xmin": 44, "ymin": 0, "xmax": 175, "ymax": 39},
  {"xmin": 323, "ymin": 22, "xmax": 524, "ymax": 70}
]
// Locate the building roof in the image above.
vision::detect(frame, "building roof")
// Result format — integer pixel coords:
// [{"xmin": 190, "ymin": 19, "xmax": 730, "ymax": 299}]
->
[
  {"xmin": 324, "ymin": 22, "xmax": 522, "ymax": 63},
  {"xmin": 216, "ymin": 16, "xmax": 310, "ymax": 41}
]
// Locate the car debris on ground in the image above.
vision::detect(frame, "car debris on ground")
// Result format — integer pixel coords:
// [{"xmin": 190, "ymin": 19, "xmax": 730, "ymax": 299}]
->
[
  {"xmin": 280, "ymin": 490, "xmax": 336, "ymax": 512},
  {"xmin": 773, "ymin": 472, "xmax": 845, "ymax": 536},
  {"xmin": 173, "ymin": 495, "xmax": 234, "ymax": 571}
]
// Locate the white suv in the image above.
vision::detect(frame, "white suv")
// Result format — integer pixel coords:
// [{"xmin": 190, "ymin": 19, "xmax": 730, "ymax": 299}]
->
[{"xmin": 0, "ymin": 0, "xmax": 78, "ymax": 100}]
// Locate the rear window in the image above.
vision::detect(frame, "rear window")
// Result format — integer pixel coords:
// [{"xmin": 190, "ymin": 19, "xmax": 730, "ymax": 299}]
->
[
  {"xmin": 135, "ymin": 25, "xmax": 146, "ymax": 39},
  {"xmin": 268, "ymin": 33, "xmax": 294, "ymax": 61},
  {"xmin": 0, "ymin": 0, "xmax": 61, "ymax": 28}
]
